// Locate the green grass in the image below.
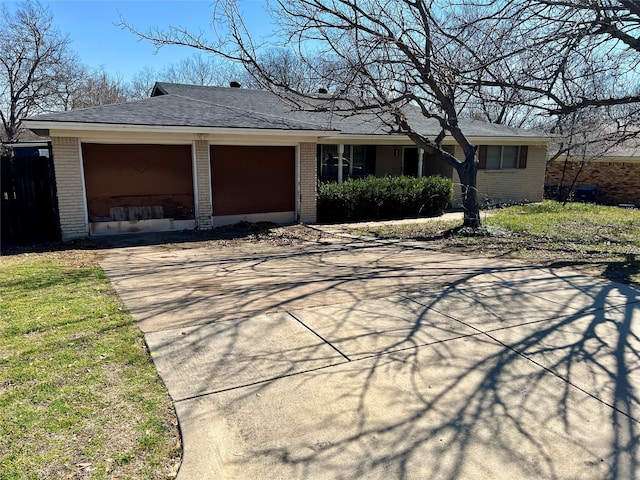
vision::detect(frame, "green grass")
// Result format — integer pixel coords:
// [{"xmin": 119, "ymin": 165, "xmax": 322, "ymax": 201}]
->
[
  {"xmin": 348, "ymin": 201, "xmax": 640, "ymax": 286},
  {"xmin": 485, "ymin": 201, "xmax": 640, "ymax": 247},
  {"xmin": 0, "ymin": 253, "xmax": 180, "ymax": 479}
]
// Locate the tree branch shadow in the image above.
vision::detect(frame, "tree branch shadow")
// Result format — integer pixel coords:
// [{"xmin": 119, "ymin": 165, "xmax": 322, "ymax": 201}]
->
[{"xmin": 101, "ymin": 238, "xmax": 639, "ymax": 479}]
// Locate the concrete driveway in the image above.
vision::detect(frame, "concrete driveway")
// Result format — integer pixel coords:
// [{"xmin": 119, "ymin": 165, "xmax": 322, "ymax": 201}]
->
[{"xmin": 99, "ymin": 235, "xmax": 640, "ymax": 479}]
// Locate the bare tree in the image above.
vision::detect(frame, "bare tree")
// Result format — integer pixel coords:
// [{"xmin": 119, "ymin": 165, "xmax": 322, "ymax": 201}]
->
[
  {"xmin": 69, "ymin": 70, "xmax": 129, "ymax": 109},
  {"xmin": 448, "ymin": 1, "xmax": 639, "ymax": 207},
  {"xmin": 55, "ymin": 62, "xmax": 90, "ymax": 112},
  {"xmin": 238, "ymin": 48, "xmax": 338, "ymax": 93},
  {"xmin": 161, "ymin": 53, "xmax": 239, "ymax": 86},
  {"xmin": 461, "ymin": 70, "xmax": 547, "ymax": 130},
  {"xmin": 456, "ymin": 0, "xmax": 639, "ymax": 132},
  {"xmin": 120, "ymin": 1, "xmax": 497, "ymax": 228},
  {"xmin": 0, "ymin": 0, "xmax": 83, "ymax": 141},
  {"xmin": 127, "ymin": 54, "xmax": 243, "ymax": 99},
  {"xmin": 127, "ymin": 66, "xmax": 159, "ymax": 100}
]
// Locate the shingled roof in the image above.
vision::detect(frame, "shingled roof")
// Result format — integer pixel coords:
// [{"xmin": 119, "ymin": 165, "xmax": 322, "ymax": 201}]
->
[
  {"xmin": 27, "ymin": 87, "xmax": 330, "ymax": 132},
  {"xmin": 25, "ymin": 82, "xmax": 548, "ymax": 140}
]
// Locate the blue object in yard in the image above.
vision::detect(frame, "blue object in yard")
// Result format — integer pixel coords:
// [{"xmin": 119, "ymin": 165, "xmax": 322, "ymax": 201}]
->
[{"xmin": 575, "ymin": 186, "xmax": 597, "ymax": 202}]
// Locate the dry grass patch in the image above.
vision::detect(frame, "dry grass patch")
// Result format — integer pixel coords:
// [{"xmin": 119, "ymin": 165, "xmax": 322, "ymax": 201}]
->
[{"xmin": 348, "ymin": 201, "xmax": 640, "ymax": 287}]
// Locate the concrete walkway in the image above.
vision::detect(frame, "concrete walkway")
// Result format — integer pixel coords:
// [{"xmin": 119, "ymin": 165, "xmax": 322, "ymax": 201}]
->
[
  {"xmin": 99, "ymin": 236, "xmax": 640, "ymax": 479},
  {"xmin": 314, "ymin": 210, "xmax": 469, "ymax": 232}
]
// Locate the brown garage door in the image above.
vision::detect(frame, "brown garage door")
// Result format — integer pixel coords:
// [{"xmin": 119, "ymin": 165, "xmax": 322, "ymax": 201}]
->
[
  {"xmin": 82, "ymin": 143, "xmax": 194, "ymax": 221},
  {"xmin": 210, "ymin": 145, "xmax": 295, "ymax": 216}
]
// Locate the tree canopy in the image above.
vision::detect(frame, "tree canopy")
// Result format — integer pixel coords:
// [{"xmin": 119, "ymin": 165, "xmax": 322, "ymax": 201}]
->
[{"xmin": 456, "ymin": 0, "xmax": 639, "ymax": 130}]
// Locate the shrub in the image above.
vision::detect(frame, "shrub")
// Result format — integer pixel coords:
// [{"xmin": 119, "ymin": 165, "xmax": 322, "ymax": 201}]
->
[{"xmin": 317, "ymin": 175, "xmax": 453, "ymax": 222}]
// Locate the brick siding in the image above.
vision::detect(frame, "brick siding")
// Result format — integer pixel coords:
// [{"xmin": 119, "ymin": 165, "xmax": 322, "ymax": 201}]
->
[
  {"xmin": 193, "ymin": 140, "xmax": 213, "ymax": 229},
  {"xmin": 299, "ymin": 142, "xmax": 317, "ymax": 223},
  {"xmin": 451, "ymin": 144, "xmax": 546, "ymax": 206},
  {"xmin": 51, "ymin": 137, "xmax": 87, "ymax": 240},
  {"xmin": 545, "ymin": 159, "xmax": 640, "ymax": 206}
]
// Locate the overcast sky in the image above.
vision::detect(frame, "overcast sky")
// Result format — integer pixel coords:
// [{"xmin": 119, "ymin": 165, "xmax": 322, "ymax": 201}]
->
[{"xmin": 4, "ymin": 0, "xmax": 275, "ymax": 81}]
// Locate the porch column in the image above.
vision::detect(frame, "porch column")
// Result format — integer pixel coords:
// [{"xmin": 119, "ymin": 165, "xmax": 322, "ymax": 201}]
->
[
  {"xmin": 51, "ymin": 136, "xmax": 88, "ymax": 240},
  {"xmin": 299, "ymin": 142, "xmax": 317, "ymax": 223},
  {"xmin": 337, "ymin": 144, "xmax": 344, "ymax": 184},
  {"xmin": 417, "ymin": 148, "xmax": 424, "ymax": 178},
  {"xmin": 193, "ymin": 139, "xmax": 213, "ymax": 229}
]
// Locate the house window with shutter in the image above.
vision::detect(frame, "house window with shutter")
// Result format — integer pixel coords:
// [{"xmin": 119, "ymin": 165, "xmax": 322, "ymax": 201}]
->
[{"xmin": 478, "ymin": 145, "xmax": 528, "ymax": 171}]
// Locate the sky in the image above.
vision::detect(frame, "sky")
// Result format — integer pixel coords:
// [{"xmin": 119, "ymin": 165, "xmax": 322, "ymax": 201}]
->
[{"xmin": 2, "ymin": 0, "xmax": 275, "ymax": 82}]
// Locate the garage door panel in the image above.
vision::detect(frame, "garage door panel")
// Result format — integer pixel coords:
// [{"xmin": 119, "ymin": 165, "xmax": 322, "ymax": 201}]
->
[
  {"xmin": 85, "ymin": 194, "xmax": 195, "ymax": 220},
  {"xmin": 82, "ymin": 144, "xmax": 194, "ymax": 220},
  {"xmin": 210, "ymin": 146, "xmax": 295, "ymax": 216}
]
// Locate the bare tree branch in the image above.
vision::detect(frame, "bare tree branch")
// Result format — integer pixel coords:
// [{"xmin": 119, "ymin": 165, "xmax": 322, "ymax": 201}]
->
[
  {"xmin": 0, "ymin": 0, "xmax": 84, "ymax": 141},
  {"xmin": 456, "ymin": 0, "xmax": 640, "ymax": 128}
]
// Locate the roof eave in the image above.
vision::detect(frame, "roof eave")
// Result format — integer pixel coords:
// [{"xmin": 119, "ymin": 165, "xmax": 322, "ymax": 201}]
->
[
  {"xmin": 22, "ymin": 120, "xmax": 550, "ymax": 144},
  {"xmin": 464, "ymin": 135, "xmax": 550, "ymax": 144},
  {"xmin": 21, "ymin": 120, "xmax": 338, "ymax": 137},
  {"xmin": 319, "ymin": 133, "xmax": 551, "ymax": 144}
]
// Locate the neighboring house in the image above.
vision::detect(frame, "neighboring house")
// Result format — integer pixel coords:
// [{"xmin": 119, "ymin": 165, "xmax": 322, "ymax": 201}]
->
[
  {"xmin": 22, "ymin": 83, "xmax": 550, "ymax": 240},
  {"xmin": 546, "ymin": 137, "xmax": 640, "ymax": 206}
]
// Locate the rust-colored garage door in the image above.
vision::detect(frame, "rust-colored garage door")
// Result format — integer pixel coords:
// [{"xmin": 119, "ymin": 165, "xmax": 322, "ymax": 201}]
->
[
  {"xmin": 82, "ymin": 143, "xmax": 194, "ymax": 221},
  {"xmin": 210, "ymin": 145, "xmax": 295, "ymax": 216}
]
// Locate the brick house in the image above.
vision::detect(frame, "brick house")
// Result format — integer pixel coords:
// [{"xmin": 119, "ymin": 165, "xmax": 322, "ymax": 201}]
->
[
  {"xmin": 545, "ymin": 138, "xmax": 640, "ymax": 206},
  {"xmin": 23, "ymin": 83, "xmax": 550, "ymax": 240}
]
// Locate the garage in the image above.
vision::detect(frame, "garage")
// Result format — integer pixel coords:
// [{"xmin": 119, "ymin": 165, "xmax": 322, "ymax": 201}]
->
[
  {"xmin": 82, "ymin": 143, "xmax": 196, "ymax": 234},
  {"xmin": 20, "ymin": 83, "xmax": 334, "ymax": 240},
  {"xmin": 210, "ymin": 145, "xmax": 295, "ymax": 223}
]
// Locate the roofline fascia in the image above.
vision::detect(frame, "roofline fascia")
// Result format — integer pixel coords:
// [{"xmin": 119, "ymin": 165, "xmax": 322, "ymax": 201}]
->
[
  {"xmin": 22, "ymin": 120, "xmax": 550, "ymax": 145},
  {"xmin": 465, "ymin": 136, "xmax": 550, "ymax": 144},
  {"xmin": 22, "ymin": 120, "xmax": 338, "ymax": 137},
  {"xmin": 1, "ymin": 141, "xmax": 50, "ymax": 147},
  {"xmin": 318, "ymin": 134, "xmax": 551, "ymax": 145}
]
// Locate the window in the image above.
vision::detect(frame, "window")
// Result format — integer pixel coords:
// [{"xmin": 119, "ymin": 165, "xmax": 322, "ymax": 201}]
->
[
  {"xmin": 320, "ymin": 144, "xmax": 340, "ymax": 179},
  {"xmin": 319, "ymin": 144, "xmax": 368, "ymax": 181},
  {"xmin": 479, "ymin": 145, "xmax": 528, "ymax": 170},
  {"xmin": 351, "ymin": 145, "xmax": 365, "ymax": 176}
]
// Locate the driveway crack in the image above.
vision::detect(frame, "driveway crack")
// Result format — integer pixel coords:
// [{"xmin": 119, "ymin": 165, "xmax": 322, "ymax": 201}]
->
[{"xmin": 287, "ymin": 311, "xmax": 352, "ymax": 362}]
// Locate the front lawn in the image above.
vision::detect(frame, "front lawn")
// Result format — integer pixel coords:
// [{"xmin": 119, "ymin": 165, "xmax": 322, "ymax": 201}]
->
[
  {"xmin": 486, "ymin": 201, "xmax": 640, "ymax": 247},
  {"xmin": 0, "ymin": 252, "xmax": 180, "ymax": 479},
  {"xmin": 349, "ymin": 201, "xmax": 640, "ymax": 286}
]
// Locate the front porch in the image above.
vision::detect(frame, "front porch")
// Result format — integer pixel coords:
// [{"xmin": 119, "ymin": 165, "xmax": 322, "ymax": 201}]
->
[{"xmin": 317, "ymin": 143, "xmax": 454, "ymax": 183}]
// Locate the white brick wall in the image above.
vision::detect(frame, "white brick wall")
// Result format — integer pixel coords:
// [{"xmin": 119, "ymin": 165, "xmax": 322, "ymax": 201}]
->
[
  {"xmin": 451, "ymin": 144, "xmax": 546, "ymax": 205},
  {"xmin": 194, "ymin": 140, "xmax": 213, "ymax": 229},
  {"xmin": 51, "ymin": 137, "xmax": 87, "ymax": 240},
  {"xmin": 299, "ymin": 142, "xmax": 317, "ymax": 223}
]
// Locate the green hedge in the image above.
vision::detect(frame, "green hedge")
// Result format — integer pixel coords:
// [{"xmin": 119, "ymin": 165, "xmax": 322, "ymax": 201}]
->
[{"xmin": 317, "ymin": 175, "xmax": 453, "ymax": 222}]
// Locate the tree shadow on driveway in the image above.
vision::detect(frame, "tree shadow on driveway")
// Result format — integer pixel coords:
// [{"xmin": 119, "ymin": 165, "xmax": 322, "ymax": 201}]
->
[{"xmin": 101, "ymin": 240, "xmax": 640, "ymax": 479}]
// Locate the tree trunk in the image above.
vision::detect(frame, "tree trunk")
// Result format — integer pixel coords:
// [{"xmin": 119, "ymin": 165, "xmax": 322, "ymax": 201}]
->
[{"xmin": 455, "ymin": 154, "xmax": 481, "ymax": 229}]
